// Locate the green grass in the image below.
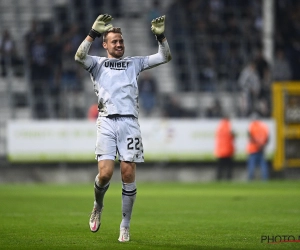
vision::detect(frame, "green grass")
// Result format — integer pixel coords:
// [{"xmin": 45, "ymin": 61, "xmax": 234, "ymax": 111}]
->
[{"xmin": 0, "ymin": 181, "xmax": 300, "ymax": 249}]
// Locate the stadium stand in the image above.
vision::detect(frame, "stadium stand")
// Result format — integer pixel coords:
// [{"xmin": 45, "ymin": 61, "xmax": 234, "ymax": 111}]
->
[{"xmin": 0, "ymin": 0, "xmax": 298, "ymax": 120}]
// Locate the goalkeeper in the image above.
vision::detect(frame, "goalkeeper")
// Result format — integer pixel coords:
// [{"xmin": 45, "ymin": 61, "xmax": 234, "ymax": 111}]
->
[{"xmin": 75, "ymin": 14, "xmax": 171, "ymax": 242}]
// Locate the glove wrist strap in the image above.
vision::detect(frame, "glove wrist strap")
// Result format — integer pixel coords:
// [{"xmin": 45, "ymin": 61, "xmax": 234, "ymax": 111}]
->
[
  {"xmin": 155, "ymin": 33, "xmax": 165, "ymax": 42},
  {"xmin": 89, "ymin": 29, "xmax": 101, "ymax": 40}
]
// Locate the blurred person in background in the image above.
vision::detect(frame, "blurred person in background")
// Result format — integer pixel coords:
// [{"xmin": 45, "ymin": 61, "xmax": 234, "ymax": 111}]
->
[
  {"xmin": 254, "ymin": 47, "xmax": 272, "ymax": 118},
  {"xmin": 63, "ymin": 24, "xmax": 83, "ymax": 55},
  {"xmin": 272, "ymin": 47, "xmax": 292, "ymax": 81},
  {"xmin": 61, "ymin": 25, "xmax": 85, "ymax": 118},
  {"xmin": 48, "ymin": 32, "xmax": 63, "ymax": 118},
  {"xmin": 0, "ymin": 29, "xmax": 23, "ymax": 77},
  {"xmin": 74, "ymin": 14, "xmax": 171, "ymax": 242},
  {"xmin": 87, "ymin": 103, "xmax": 99, "ymax": 121},
  {"xmin": 138, "ymin": 71, "xmax": 157, "ymax": 116},
  {"xmin": 28, "ymin": 33, "xmax": 51, "ymax": 119},
  {"xmin": 61, "ymin": 37, "xmax": 83, "ymax": 93},
  {"xmin": 238, "ymin": 60, "xmax": 260, "ymax": 117},
  {"xmin": 225, "ymin": 43, "xmax": 243, "ymax": 91},
  {"xmin": 25, "ymin": 20, "xmax": 39, "ymax": 53},
  {"xmin": 254, "ymin": 47, "xmax": 270, "ymax": 85},
  {"xmin": 205, "ymin": 99, "xmax": 223, "ymax": 118},
  {"xmin": 214, "ymin": 115, "xmax": 235, "ymax": 181},
  {"xmin": 246, "ymin": 113, "xmax": 269, "ymax": 181}
]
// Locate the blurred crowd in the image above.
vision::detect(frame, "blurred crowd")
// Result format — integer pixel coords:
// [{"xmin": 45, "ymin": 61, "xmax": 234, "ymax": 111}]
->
[
  {"xmin": 0, "ymin": 0, "xmax": 299, "ymax": 119},
  {"xmin": 167, "ymin": 0, "xmax": 299, "ymax": 118},
  {"xmin": 24, "ymin": 20, "xmax": 86, "ymax": 119},
  {"xmin": 0, "ymin": 19, "xmax": 87, "ymax": 119}
]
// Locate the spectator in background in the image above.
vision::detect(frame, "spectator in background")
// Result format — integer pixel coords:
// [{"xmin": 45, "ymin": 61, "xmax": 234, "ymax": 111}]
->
[
  {"xmin": 28, "ymin": 33, "xmax": 51, "ymax": 119},
  {"xmin": 223, "ymin": 15, "xmax": 242, "ymax": 52},
  {"xmin": 61, "ymin": 40, "xmax": 84, "ymax": 118},
  {"xmin": 0, "ymin": 29, "xmax": 23, "ymax": 77},
  {"xmin": 25, "ymin": 20, "xmax": 40, "ymax": 57},
  {"xmin": 63, "ymin": 24, "xmax": 82, "ymax": 54},
  {"xmin": 59, "ymin": 25, "xmax": 85, "ymax": 119},
  {"xmin": 138, "ymin": 71, "xmax": 157, "ymax": 116},
  {"xmin": 238, "ymin": 60, "xmax": 260, "ymax": 117},
  {"xmin": 246, "ymin": 113, "xmax": 269, "ymax": 181},
  {"xmin": 61, "ymin": 40, "xmax": 82, "ymax": 92},
  {"xmin": 214, "ymin": 115, "xmax": 235, "ymax": 181},
  {"xmin": 272, "ymin": 48, "xmax": 292, "ymax": 81},
  {"xmin": 254, "ymin": 47, "xmax": 270, "ymax": 83},
  {"xmin": 0, "ymin": 29, "xmax": 14, "ymax": 77},
  {"xmin": 254, "ymin": 47, "xmax": 272, "ymax": 118},
  {"xmin": 48, "ymin": 32, "xmax": 63, "ymax": 118},
  {"xmin": 199, "ymin": 48, "xmax": 217, "ymax": 92},
  {"xmin": 88, "ymin": 103, "xmax": 99, "ymax": 121},
  {"xmin": 282, "ymin": 1, "xmax": 300, "ymax": 80},
  {"xmin": 205, "ymin": 99, "xmax": 223, "ymax": 118},
  {"xmin": 226, "ymin": 43, "xmax": 243, "ymax": 91}
]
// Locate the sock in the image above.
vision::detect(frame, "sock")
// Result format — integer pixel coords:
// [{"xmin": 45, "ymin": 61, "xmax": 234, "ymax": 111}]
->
[
  {"xmin": 120, "ymin": 182, "xmax": 137, "ymax": 229},
  {"xmin": 93, "ymin": 174, "xmax": 110, "ymax": 211}
]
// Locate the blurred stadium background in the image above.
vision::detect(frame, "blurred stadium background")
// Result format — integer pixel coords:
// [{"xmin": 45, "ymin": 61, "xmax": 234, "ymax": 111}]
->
[{"xmin": 0, "ymin": 0, "xmax": 300, "ymax": 182}]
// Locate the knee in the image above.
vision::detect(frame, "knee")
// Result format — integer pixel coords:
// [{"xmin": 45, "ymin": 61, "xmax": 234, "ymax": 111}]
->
[
  {"xmin": 97, "ymin": 173, "xmax": 111, "ymax": 185},
  {"xmin": 121, "ymin": 162, "xmax": 136, "ymax": 183},
  {"xmin": 97, "ymin": 167, "xmax": 114, "ymax": 185},
  {"xmin": 122, "ymin": 171, "xmax": 135, "ymax": 183}
]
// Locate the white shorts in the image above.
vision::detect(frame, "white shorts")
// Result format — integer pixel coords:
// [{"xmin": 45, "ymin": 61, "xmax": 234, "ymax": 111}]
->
[{"xmin": 95, "ymin": 116, "xmax": 144, "ymax": 162}]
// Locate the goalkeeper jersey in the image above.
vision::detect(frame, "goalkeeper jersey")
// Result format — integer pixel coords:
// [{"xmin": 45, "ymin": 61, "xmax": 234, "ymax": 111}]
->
[{"xmin": 85, "ymin": 41, "xmax": 171, "ymax": 118}]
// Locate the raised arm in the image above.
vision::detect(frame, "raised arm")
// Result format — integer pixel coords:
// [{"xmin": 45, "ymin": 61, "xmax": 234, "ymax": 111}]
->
[
  {"xmin": 74, "ymin": 14, "xmax": 113, "ymax": 68},
  {"xmin": 74, "ymin": 37, "xmax": 93, "ymax": 69},
  {"xmin": 148, "ymin": 15, "xmax": 172, "ymax": 67}
]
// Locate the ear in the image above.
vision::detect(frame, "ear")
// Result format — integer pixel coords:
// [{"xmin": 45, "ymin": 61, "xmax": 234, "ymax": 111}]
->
[{"xmin": 102, "ymin": 42, "xmax": 107, "ymax": 50}]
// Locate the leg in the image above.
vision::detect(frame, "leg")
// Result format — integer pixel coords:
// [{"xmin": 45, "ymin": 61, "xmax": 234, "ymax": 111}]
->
[
  {"xmin": 247, "ymin": 153, "xmax": 256, "ymax": 180},
  {"xmin": 94, "ymin": 159, "xmax": 115, "ymax": 209},
  {"xmin": 119, "ymin": 161, "xmax": 136, "ymax": 242},
  {"xmin": 216, "ymin": 158, "xmax": 223, "ymax": 181},
  {"xmin": 116, "ymin": 117, "xmax": 143, "ymax": 241},
  {"xmin": 89, "ymin": 159, "xmax": 114, "ymax": 232},
  {"xmin": 225, "ymin": 157, "xmax": 233, "ymax": 180},
  {"xmin": 258, "ymin": 152, "xmax": 269, "ymax": 180}
]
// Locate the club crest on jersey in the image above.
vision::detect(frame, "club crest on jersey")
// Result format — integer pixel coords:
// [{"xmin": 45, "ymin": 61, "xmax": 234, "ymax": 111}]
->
[{"xmin": 104, "ymin": 61, "xmax": 129, "ymax": 70}]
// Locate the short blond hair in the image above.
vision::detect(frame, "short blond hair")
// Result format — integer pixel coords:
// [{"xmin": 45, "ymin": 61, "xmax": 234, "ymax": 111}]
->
[{"xmin": 103, "ymin": 27, "xmax": 122, "ymax": 42}]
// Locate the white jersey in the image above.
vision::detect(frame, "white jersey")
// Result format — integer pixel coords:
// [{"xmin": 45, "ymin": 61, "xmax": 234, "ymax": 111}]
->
[
  {"xmin": 78, "ymin": 40, "xmax": 171, "ymax": 118},
  {"xmin": 88, "ymin": 56, "xmax": 146, "ymax": 117}
]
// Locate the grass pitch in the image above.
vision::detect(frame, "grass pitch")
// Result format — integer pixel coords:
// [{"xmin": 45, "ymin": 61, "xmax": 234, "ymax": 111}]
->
[{"xmin": 0, "ymin": 181, "xmax": 299, "ymax": 249}]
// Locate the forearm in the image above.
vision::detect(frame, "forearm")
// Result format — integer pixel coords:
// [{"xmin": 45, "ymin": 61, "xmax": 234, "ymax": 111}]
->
[
  {"xmin": 74, "ymin": 36, "xmax": 93, "ymax": 68},
  {"xmin": 148, "ymin": 39, "xmax": 172, "ymax": 67}
]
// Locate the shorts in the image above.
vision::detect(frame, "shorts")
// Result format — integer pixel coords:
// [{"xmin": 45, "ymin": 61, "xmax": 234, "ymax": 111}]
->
[{"xmin": 95, "ymin": 116, "xmax": 144, "ymax": 163}]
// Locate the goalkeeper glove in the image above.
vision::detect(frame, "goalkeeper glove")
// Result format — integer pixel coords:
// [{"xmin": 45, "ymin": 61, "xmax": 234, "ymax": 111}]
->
[
  {"xmin": 151, "ymin": 15, "xmax": 166, "ymax": 41},
  {"xmin": 89, "ymin": 14, "xmax": 113, "ymax": 39}
]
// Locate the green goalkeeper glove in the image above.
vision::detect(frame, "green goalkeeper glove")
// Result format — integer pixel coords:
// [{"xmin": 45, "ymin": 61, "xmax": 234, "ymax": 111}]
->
[
  {"xmin": 151, "ymin": 15, "xmax": 166, "ymax": 41},
  {"xmin": 89, "ymin": 14, "xmax": 113, "ymax": 39}
]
